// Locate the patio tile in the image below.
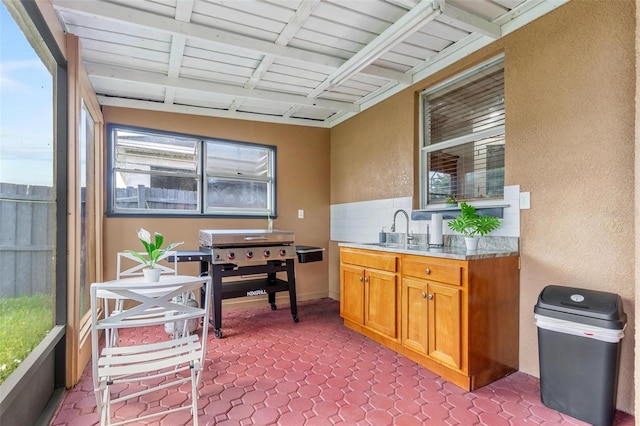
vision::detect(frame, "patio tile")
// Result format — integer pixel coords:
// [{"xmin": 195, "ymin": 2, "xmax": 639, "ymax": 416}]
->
[{"xmin": 49, "ymin": 298, "xmax": 634, "ymax": 426}]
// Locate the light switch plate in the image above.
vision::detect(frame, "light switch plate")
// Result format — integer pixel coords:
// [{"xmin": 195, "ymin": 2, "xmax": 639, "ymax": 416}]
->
[
  {"xmin": 298, "ymin": 209, "xmax": 304, "ymax": 219},
  {"xmin": 519, "ymin": 192, "xmax": 531, "ymax": 209}
]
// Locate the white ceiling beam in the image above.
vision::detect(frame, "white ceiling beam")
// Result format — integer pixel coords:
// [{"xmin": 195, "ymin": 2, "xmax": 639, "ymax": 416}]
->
[
  {"xmin": 498, "ymin": 0, "xmax": 570, "ymax": 36},
  {"xmin": 168, "ymin": 0, "xmax": 192, "ymax": 81},
  {"xmin": 308, "ymin": 0, "xmax": 442, "ymax": 98},
  {"xmin": 164, "ymin": 87, "xmax": 176, "ymax": 104},
  {"xmin": 174, "ymin": 0, "xmax": 195, "ymax": 23},
  {"xmin": 244, "ymin": 57, "xmax": 275, "ymax": 90},
  {"xmin": 283, "ymin": 105, "xmax": 304, "ymax": 118},
  {"xmin": 245, "ymin": 0, "xmax": 320, "ymax": 90},
  {"xmin": 86, "ymin": 62, "xmax": 360, "ymax": 112},
  {"xmin": 276, "ymin": 0, "xmax": 320, "ymax": 45},
  {"xmin": 228, "ymin": 98, "xmax": 244, "ymax": 112},
  {"xmin": 439, "ymin": 3, "xmax": 502, "ymax": 38},
  {"xmin": 328, "ymin": 33, "xmax": 495, "ymax": 128},
  {"xmin": 97, "ymin": 96, "xmax": 330, "ymax": 128},
  {"xmin": 386, "ymin": 0, "xmax": 420, "ymax": 9},
  {"xmin": 52, "ymin": 0, "xmax": 410, "ymax": 84},
  {"xmin": 167, "ymin": 35, "xmax": 186, "ymax": 78}
]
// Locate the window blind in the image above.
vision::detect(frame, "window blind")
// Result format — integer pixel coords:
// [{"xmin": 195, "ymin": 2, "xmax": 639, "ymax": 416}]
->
[{"xmin": 421, "ymin": 59, "xmax": 505, "ymax": 204}]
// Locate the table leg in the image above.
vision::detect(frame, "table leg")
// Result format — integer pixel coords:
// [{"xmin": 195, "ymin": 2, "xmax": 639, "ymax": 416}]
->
[
  {"xmin": 211, "ymin": 264, "xmax": 224, "ymax": 338},
  {"xmin": 268, "ymin": 271, "xmax": 277, "ymax": 310},
  {"xmin": 286, "ymin": 259, "xmax": 299, "ymax": 322}
]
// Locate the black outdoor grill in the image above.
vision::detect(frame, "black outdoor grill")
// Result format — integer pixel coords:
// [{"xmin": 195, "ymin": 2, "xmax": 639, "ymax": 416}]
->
[{"xmin": 169, "ymin": 229, "xmax": 323, "ymax": 339}]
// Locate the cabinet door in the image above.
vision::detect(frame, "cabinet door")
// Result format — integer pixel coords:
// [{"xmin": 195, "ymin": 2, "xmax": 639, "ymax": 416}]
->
[
  {"xmin": 401, "ymin": 278, "xmax": 428, "ymax": 354},
  {"xmin": 364, "ymin": 269, "xmax": 398, "ymax": 338},
  {"xmin": 340, "ymin": 264, "xmax": 365, "ymax": 324},
  {"xmin": 428, "ymin": 283, "xmax": 462, "ymax": 369}
]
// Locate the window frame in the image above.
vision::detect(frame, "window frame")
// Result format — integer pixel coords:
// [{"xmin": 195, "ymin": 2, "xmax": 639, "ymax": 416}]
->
[
  {"xmin": 419, "ymin": 55, "xmax": 505, "ymax": 208},
  {"xmin": 107, "ymin": 123, "xmax": 277, "ymax": 218}
]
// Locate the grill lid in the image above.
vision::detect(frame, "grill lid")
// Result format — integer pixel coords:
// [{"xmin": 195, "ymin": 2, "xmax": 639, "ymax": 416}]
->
[{"xmin": 199, "ymin": 229, "xmax": 295, "ymax": 247}]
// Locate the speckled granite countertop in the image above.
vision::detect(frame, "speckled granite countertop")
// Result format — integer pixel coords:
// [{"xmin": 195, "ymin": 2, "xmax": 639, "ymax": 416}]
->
[{"xmin": 339, "ymin": 241, "xmax": 519, "ymax": 261}]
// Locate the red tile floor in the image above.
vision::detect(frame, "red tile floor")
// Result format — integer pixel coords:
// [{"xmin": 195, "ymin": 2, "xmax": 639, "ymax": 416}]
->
[{"xmin": 50, "ymin": 298, "xmax": 634, "ymax": 426}]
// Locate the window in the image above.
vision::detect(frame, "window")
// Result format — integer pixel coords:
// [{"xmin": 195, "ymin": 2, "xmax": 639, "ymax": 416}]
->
[
  {"xmin": 420, "ymin": 57, "xmax": 505, "ymax": 206},
  {"xmin": 108, "ymin": 124, "xmax": 276, "ymax": 217}
]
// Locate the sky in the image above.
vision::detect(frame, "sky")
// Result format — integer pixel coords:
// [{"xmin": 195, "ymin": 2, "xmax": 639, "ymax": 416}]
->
[{"xmin": 0, "ymin": 2, "xmax": 54, "ymax": 186}]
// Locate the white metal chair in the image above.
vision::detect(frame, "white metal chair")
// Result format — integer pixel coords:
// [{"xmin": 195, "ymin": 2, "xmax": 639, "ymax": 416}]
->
[
  {"xmin": 103, "ymin": 251, "xmax": 179, "ymax": 346},
  {"xmin": 90, "ymin": 276, "xmax": 211, "ymax": 426}
]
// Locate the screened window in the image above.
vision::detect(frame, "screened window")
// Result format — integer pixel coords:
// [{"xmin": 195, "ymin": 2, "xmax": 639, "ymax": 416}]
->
[
  {"xmin": 0, "ymin": 1, "xmax": 56, "ymax": 385},
  {"xmin": 108, "ymin": 125, "xmax": 276, "ymax": 217},
  {"xmin": 420, "ymin": 57, "xmax": 505, "ymax": 206}
]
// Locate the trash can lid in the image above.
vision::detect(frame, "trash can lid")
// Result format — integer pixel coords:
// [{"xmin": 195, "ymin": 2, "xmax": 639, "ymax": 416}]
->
[{"xmin": 534, "ymin": 285, "xmax": 627, "ymax": 329}]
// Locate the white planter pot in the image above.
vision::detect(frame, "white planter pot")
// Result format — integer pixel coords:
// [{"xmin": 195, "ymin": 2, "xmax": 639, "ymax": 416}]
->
[
  {"xmin": 464, "ymin": 237, "xmax": 479, "ymax": 251},
  {"xmin": 143, "ymin": 268, "xmax": 161, "ymax": 283}
]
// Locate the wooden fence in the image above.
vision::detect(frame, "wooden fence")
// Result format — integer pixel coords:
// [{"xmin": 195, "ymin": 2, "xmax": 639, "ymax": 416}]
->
[
  {"xmin": 116, "ymin": 186, "xmax": 198, "ymax": 210},
  {"xmin": 0, "ymin": 183, "xmax": 53, "ymax": 297}
]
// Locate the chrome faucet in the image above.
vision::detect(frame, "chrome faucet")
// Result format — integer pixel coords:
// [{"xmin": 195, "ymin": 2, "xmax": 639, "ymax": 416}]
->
[{"xmin": 391, "ymin": 209, "xmax": 413, "ymax": 243}]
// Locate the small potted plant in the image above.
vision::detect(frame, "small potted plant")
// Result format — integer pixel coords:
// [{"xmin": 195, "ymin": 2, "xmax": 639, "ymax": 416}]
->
[
  {"xmin": 447, "ymin": 202, "xmax": 501, "ymax": 251},
  {"xmin": 126, "ymin": 228, "xmax": 183, "ymax": 282},
  {"xmin": 445, "ymin": 195, "xmax": 458, "ymax": 208}
]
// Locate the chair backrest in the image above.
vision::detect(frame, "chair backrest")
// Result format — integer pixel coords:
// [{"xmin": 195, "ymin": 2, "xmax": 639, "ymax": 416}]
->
[{"xmin": 116, "ymin": 250, "xmax": 178, "ymax": 279}]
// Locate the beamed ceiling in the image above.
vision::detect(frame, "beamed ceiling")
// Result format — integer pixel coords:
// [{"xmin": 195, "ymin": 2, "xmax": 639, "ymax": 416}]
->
[{"xmin": 52, "ymin": 0, "xmax": 569, "ymax": 128}]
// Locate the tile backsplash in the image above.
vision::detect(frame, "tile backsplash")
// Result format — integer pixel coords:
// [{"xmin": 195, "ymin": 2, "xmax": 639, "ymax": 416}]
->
[{"xmin": 331, "ymin": 185, "xmax": 521, "ymax": 243}]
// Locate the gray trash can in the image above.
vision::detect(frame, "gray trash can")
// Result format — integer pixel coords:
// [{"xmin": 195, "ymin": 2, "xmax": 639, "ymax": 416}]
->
[{"xmin": 534, "ymin": 285, "xmax": 626, "ymax": 426}]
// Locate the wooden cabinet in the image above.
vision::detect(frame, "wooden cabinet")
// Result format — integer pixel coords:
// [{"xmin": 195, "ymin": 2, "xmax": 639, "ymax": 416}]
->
[
  {"xmin": 402, "ymin": 277, "xmax": 462, "ymax": 369},
  {"xmin": 402, "ymin": 256, "xmax": 462, "ymax": 370},
  {"xmin": 340, "ymin": 248, "xmax": 399, "ymax": 340},
  {"xmin": 340, "ymin": 246, "xmax": 519, "ymax": 391},
  {"xmin": 340, "ymin": 264, "xmax": 365, "ymax": 324}
]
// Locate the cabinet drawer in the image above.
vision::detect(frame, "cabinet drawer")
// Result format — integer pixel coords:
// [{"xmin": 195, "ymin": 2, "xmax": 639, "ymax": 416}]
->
[
  {"xmin": 341, "ymin": 249, "xmax": 397, "ymax": 273},
  {"xmin": 402, "ymin": 257, "xmax": 462, "ymax": 285}
]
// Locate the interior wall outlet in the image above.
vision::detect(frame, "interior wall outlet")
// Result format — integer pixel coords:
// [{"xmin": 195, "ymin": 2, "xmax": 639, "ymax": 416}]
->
[
  {"xmin": 519, "ymin": 192, "xmax": 531, "ymax": 209},
  {"xmin": 298, "ymin": 209, "xmax": 304, "ymax": 219}
]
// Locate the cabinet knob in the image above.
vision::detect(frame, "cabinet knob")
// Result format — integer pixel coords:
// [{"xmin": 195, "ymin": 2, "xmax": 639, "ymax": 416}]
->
[
  {"xmin": 364, "ymin": 277, "xmax": 369, "ymax": 283},
  {"xmin": 359, "ymin": 277, "xmax": 364, "ymax": 282},
  {"xmin": 421, "ymin": 292, "xmax": 426, "ymax": 298},
  {"xmin": 428, "ymin": 294, "xmax": 433, "ymax": 300},
  {"xmin": 425, "ymin": 268, "xmax": 431, "ymax": 275}
]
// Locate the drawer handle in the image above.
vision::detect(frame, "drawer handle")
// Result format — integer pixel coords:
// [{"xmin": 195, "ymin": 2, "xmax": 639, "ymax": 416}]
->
[
  {"xmin": 421, "ymin": 292, "xmax": 426, "ymax": 298},
  {"xmin": 425, "ymin": 268, "xmax": 431, "ymax": 275},
  {"xmin": 428, "ymin": 294, "xmax": 433, "ymax": 300}
]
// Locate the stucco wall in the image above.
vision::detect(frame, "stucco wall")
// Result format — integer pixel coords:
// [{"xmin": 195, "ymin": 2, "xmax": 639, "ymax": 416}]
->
[
  {"xmin": 506, "ymin": 0, "xmax": 635, "ymax": 413},
  {"xmin": 101, "ymin": 107, "xmax": 331, "ymax": 307},
  {"xmin": 636, "ymin": 0, "xmax": 640, "ymax": 419},
  {"xmin": 330, "ymin": 0, "xmax": 636, "ymax": 414}
]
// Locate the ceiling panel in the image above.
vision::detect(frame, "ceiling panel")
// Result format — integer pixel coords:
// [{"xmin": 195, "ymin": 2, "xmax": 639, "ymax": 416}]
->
[{"xmin": 52, "ymin": 0, "xmax": 570, "ymax": 128}]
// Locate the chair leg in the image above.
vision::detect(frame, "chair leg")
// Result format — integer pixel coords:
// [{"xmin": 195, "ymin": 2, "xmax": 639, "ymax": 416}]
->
[
  {"xmin": 190, "ymin": 364, "xmax": 199, "ymax": 426},
  {"xmin": 98, "ymin": 385, "xmax": 110, "ymax": 425}
]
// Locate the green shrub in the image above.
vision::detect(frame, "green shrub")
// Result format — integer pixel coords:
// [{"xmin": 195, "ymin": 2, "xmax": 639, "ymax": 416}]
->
[{"xmin": 0, "ymin": 295, "xmax": 52, "ymax": 384}]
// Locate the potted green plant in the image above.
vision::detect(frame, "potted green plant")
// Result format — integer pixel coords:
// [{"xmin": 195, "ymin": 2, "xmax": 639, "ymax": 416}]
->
[
  {"xmin": 125, "ymin": 228, "xmax": 183, "ymax": 282},
  {"xmin": 447, "ymin": 202, "xmax": 501, "ymax": 250},
  {"xmin": 445, "ymin": 195, "xmax": 458, "ymax": 208}
]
